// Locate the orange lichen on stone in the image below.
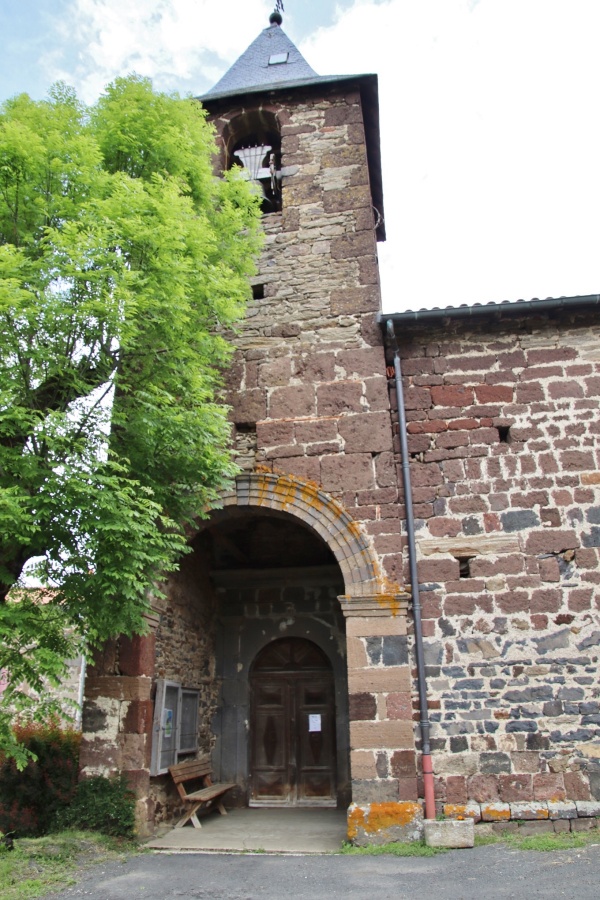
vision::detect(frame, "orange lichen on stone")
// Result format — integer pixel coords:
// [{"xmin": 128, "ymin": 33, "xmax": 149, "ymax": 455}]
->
[
  {"xmin": 481, "ymin": 804, "xmax": 510, "ymax": 821},
  {"xmin": 346, "ymin": 518, "xmax": 364, "ymax": 541},
  {"xmin": 444, "ymin": 804, "xmax": 474, "ymax": 820},
  {"xmin": 298, "ymin": 483, "xmax": 324, "ymax": 514},
  {"xmin": 273, "ymin": 475, "xmax": 298, "ymax": 511},
  {"xmin": 348, "ymin": 802, "xmax": 422, "ymax": 840},
  {"xmin": 374, "ymin": 593, "xmax": 402, "ymax": 615},
  {"xmin": 347, "ymin": 805, "xmax": 366, "ymax": 841},
  {"xmin": 255, "ymin": 476, "xmax": 270, "ymax": 507}
]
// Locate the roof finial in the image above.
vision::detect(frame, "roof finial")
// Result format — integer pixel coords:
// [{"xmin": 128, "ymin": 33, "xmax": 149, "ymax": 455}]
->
[{"xmin": 269, "ymin": 1, "xmax": 284, "ymax": 26}]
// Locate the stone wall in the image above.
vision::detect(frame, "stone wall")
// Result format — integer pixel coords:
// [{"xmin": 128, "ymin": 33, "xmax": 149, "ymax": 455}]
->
[
  {"xmin": 390, "ymin": 308, "xmax": 600, "ymax": 815},
  {"xmin": 148, "ymin": 544, "xmax": 220, "ymax": 826}
]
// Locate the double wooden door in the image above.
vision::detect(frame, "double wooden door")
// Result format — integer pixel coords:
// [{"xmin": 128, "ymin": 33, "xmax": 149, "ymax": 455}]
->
[{"xmin": 250, "ymin": 638, "xmax": 337, "ymax": 806}]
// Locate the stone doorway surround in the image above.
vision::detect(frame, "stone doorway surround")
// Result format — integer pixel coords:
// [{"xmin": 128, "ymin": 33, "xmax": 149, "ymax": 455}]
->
[{"xmin": 217, "ymin": 473, "xmax": 420, "ymax": 844}]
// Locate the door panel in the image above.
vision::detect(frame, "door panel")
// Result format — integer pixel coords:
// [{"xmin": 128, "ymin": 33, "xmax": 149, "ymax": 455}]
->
[
  {"xmin": 250, "ymin": 638, "xmax": 336, "ymax": 806},
  {"xmin": 252, "ymin": 680, "xmax": 291, "ymax": 802},
  {"xmin": 296, "ymin": 679, "xmax": 335, "ymax": 802}
]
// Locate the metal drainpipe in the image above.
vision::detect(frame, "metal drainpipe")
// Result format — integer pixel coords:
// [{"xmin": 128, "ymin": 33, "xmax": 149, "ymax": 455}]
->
[{"xmin": 386, "ymin": 319, "xmax": 436, "ymax": 819}]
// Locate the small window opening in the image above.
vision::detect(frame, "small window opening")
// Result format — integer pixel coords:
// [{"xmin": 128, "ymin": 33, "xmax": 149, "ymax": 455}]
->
[
  {"xmin": 252, "ymin": 283, "xmax": 265, "ymax": 301},
  {"xmin": 497, "ymin": 425, "xmax": 511, "ymax": 443},
  {"xmin": 458, "ymin": 556, "xmax": 475, "ymax": 579},
  {"xmin": 269, "ymin": 52, "xmax": 289, "ymax": 65}
]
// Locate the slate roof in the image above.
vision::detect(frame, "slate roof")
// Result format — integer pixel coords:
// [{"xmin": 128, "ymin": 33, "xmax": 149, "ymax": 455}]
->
[
  {"xmin": 199, "ymin": 18, "xmax": 386, "ymax": 242},
  {"xmin": 202, "ymin": 22, "xmax": 319, "ymax": 100}
]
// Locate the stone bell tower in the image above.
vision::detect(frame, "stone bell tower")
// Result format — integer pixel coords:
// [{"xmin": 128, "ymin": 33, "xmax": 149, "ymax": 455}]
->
[{"xmin": 197, "ymin": 12, "xmax": 421, "ymax": 843}]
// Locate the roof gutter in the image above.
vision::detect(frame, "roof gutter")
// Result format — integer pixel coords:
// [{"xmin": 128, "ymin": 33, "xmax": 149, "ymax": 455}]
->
[{"xmin": 378, "ymin": 293, "xmax": 600, "ymax": 326}]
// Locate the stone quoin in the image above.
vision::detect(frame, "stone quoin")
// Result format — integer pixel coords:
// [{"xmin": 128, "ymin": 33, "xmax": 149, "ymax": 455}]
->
[{"xmin": 78, "ymin": 13, "xmax": 600, "ymax": 842}]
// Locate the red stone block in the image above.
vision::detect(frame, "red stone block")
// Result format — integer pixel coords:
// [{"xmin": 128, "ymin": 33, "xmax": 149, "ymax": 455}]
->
[
  {"xmin": 418, "ymin": 594, "xmax": 443, "ymax": 618},
  {"xmin": 533, "ymin": 774, "xmax": 566, "ymax": 802},
  {"xmin": 266, "ymin": 444, "xmax": 304, "ymax": 459},
  {"xmin": 390, "ymin": 749, "xmax": 417, "ymax": 778},
  {"xmin": 276, "ymin": 456, "xmax": 320, "ymax": 483},
  {"xmin": 563, "ymin": 771, "xmax": 592, "ymax": 801},
  {"xmin": 339, "ymin": 411, "xmax": 393, "ymax": 453},
  {"xmin": 294, "ymin": 419, "xmax": 337, "ymax": 443},
  {"xmin": 446, "ymin": 775, "xmax": 468, "ymax": 804},
  {"xmin": 561, "ymin": 450, "xmax": 596, "ymax": 470},
  {"xmin": 568, "ymin": 588, "xmax": 593, "ymax": 611},
  {"xmin": 548, "ymin": 380, "xmax": 584, "ymax": 399},
  {"xmin": 525, "ymin": 530, "xmax": 578, "ymax": 554},
  {"xmin": 444, "ymin": 595, "xmax": 478, "ymax": 616},
  {"xmin": 431, "ymin": 385, "xmax": 474, "ymax": 407},
  {"xmin": 429, "ymin": 517, "xmax": 462, "ymax": 537},
  {"xmin": 331, "ymin": 232, "xmax": 375, "ymax": 260},
  {"xmin": 404, "ymin": 386, "xmax": 433, "ymax": 410},
  {"xmin": 232, "ymin": 388, "xmax": 267, "ymax": 425},
  {"xmin": 498, "ymin": 774, "xmax": 533, "ymax": 802},
  {"xmin": 530, "ymin": 588, "xmax": 561, "ymax": 613},
  {"xmin": 387, "ymin": 693, "xmax": 413, "ymax": 720},
  {"xmin": 316, "ymin": 381, "xmax": 363, "ymax": 416},
  {"xmin": 270, "ymin": 384, "xmax": 315, "ymax": 419},
  {"xmin": 256, "ymin": 420, "xmax": 295, "ymax": 447},
  {"xmin": 418, "ymin": 559, "xmax": 459, "ymax": 583},
  {"xmin": 365, "ymin": 376, "xmax": 391, "ymax": 412},
  {"xmin": 448, "ymin": 417, "xmax": 479, "ymax": 430},
  {"xmin": 467, "ymin": 774, "xmax": 500, "ymax": 802},
  {"xmin": 410, "ymin": 462, "xmax": 443, "ymax": 487},
  {"xmin": 484, "ymin": 513, "xmax": 501, "ymax": 532},
  {"xmin": 435, "ymin": 431, "xmax": 470, "ymax": 449},
  {"xmin": 320, "ymin": 453, "xmax": 374, "ymax": 491},
  {"xmin": 527, "ymin": 347, "xmax": 577, "ymax": 365},
  {"xmin": 475, "ymin": 385, "xmax": 513, "ymax": 404},
  {"xmin": 576, "ymin": 548, "xmax": 598, "ymax": 567},
  {"xmin": 408, "ymin": 419, "xmax": 447, "ymax": 434},
  {"xmin": 122, "ymin": 768, "xmax": 151, "ymax": 797},
  {"xmin": 538, "ymin": 558, "xmax": 561, "ymax": 583},
  {"xmin": 398, "ymin": 776, "xmax": 419, "ymax": 801},
  {"xmin": 119, "ymin": 634, "xmax": 156, "ymax": 678},
  {"xmin": 520, "ymin": 365, "xmax": 563, "ymax": 381},
  {"xmin": 516, "ymin": 383, "xmax": 545, "ymax": 403},
  {"xmin": 531, "ymin": 614, "xmax": 548, "ymax": 629},
  {"xmin": 496, "ymin": 591, "xmax": 529, "ymax": 614},
  {"xmin": 349, "ymin": 693, "xmax": 377, "ymax": 721},
  {"xmin": 294, "ymin": 351, "xmax": 338, "ymax": 386}
]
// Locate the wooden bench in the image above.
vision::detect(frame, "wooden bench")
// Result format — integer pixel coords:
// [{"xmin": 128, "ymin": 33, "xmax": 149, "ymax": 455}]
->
[{"xmin": 168, "ymin": 758, "xmax": 236, "ymax": 828}]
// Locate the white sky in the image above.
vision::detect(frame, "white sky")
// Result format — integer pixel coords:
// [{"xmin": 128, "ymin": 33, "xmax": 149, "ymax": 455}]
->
[{"xmin": 1, "ymin": 0, "xmax": 599, "ymax": 311}]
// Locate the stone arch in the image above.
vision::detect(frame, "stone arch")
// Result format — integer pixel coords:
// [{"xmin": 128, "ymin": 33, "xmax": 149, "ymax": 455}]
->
[
  {"xmin": 220, "ymin": 107, "xmax": 282, "ymax": 170},
  {"xmin": 218, "ymin": 472, "xmax": 384, "ymax": 600}
]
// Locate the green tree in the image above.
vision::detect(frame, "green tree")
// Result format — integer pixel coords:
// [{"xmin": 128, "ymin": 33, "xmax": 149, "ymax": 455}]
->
[{"xmin": 0, "ymin": 76, "xmax": 262, "ymax": 762}]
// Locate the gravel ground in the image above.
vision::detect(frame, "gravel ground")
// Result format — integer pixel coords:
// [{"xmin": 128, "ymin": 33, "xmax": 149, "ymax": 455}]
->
[{"xmin": 46, "ymin": 842, "xmax": 600, "ymax": 900}]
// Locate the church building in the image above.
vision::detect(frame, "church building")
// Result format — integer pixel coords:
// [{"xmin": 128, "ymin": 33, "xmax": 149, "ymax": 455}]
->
[{"xmin": 78, "ymin": 12, "xmax": 600, "ymax": 842}]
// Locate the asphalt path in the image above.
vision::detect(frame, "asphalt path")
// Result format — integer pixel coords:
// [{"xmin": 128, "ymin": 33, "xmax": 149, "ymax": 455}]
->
[{"xmin": 47, "ymin": 843, "xmax": 600, "ymax": 899}]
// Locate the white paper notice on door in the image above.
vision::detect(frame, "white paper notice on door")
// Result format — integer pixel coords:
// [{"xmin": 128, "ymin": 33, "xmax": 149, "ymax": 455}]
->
[{"xmin": 309, "ymin": 714, "xmax": 322, "ymax": 732}]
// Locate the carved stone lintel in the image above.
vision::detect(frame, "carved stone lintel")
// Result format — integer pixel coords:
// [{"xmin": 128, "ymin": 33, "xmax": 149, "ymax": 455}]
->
[{"xmin": 338, "ymin": 593, "xmax": 410, "ymax": 618}]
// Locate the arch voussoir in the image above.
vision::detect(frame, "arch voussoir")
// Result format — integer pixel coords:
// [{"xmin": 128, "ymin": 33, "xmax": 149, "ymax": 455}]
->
[{"xmin": 221, "ymin": 472, "xmax": 385, "ymax": 598}]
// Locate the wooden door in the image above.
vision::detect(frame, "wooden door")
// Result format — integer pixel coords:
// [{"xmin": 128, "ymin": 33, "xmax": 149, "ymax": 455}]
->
[{"xmin": 250, "ymin": 638, "xmax": 336, "ymax": 806}]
